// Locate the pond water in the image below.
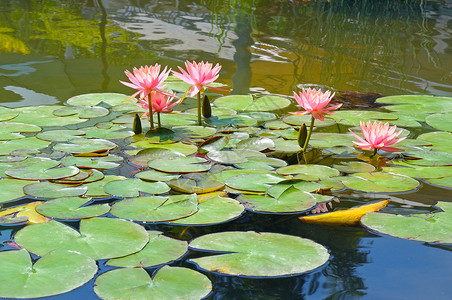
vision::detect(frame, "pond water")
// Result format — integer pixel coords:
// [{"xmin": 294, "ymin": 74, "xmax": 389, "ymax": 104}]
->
[{"xmin": 0, "ymin": 0, "xmax": 451, "ymax": 299}]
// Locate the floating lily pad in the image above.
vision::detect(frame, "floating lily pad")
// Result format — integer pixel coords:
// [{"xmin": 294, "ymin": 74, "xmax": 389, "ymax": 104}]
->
[
  {"xmin": 167, "ymin": 176, "xmax": 224, "ymax": 194},
  {"xmin": 61, "ymin": 155, "xmax": 122, "ymax": 170},
  {"xmin": 135, "ymin": 170, "xmax": 181, "ymax": 182},
  {"xmin": 94, "ymin": 266, "xmax": 212, "ymax": 300},
  {"xmin": 24, "ymin": 181, "xmax": 88, "ymax": 198},
  {"xmin": 235, "ymin": 157, "xmax": 287, "ymax": 170},
  {"xmin": 53, "ymin": 105, "xmax": 109, "ymax": 119},
  {"xmin": 266, "ymin": 180, "xmax": 321, "ymax": 198},
  {"xmin": 66, "ymin": 93, "xmax": 132, "ymax": 106},
  {"xmin": 425, "ymin": 112, "xmax": 452, "ymax": 132},
  {"xmin": 376, "ymin": 94, "xmax": 452, "ymax": 105},
  {"xmin": 0, "ymin": 201, "xmax": 48, "ymax": 225},
  {"xmin": 361, "ymin": 201, "xmax": 452, "ymax": 243},
  {"xmin": 334, "ymin": 161, "xmax": 376, "ymax": 173},
  {"xmin": 111, "ymin": 194, "xmax": 198, "ymax": 222},
  {"xmin": 104, "ymin": 178, "xmax": 170, "ymax": 197},
  {"xmin": 0, "ymin": 106, "xmax": 19, "ymax": 121},
  {"xmin": 271, "ymin": 138, "xmax": 301, "ymax": 153},
  {"xmin": 0, "ymin": 137, "xmax": 50, "ymax": 156},
  {"xmin": 226, "ymin": 173, "xmax": 286, "ymax": 192},
  {"xmin": 0, "ymin": 122, "xmax": 41, "ymax": 140},
  {"xmin": 211, "ymin": 168, "xmax": 270, "ymax": 183},
  {"xmin": 189, "ymin": 231, "xmax": 329, "ymax": 277},
  {"xmin": 199, "ymin": 136, "xmax": 229, "ymax": 152},
  {"xmin": 207, "ymin": 150, "xmax": 248, "ymax": 164},
  {"xmin": 128, "ymin": 141, "xmax": 198, "ymax": 156},
  {"xmin": 35, "ymin": 197, "xmax": 110, "ymax": 219},
  {"xmin": 382, "ymin": 162, "xmax": 452, "ymax": 179},
  {"xmin": 330, "ymin": 110, "xmax": 398, "ymax": 126},
  {"xmin": 172, "ymin": 125, "xmax": 217, "ymax": 139},
  {"xmin": 36, "ymin": 129, "xmax": 85, "ymax": 142},
  {"xmin": 84, "ymin": 175, "xmax": 126, "ymax": 198},
  {"xmin": 15, "ymin": 217, "xmax": 149, "ymax": 260},
  {"xmin": 425, "ymin": 177, "xmax": 452, "ymax": 189},
  {"xmin": 276, "ymin": 164, "xmax": 340, "ymax": 181},
  {"xmin": 341, "ymin": 172, "xmax": 420, "ymax": 193},
  {"xmin": 283, "ymin": 115, "xmax": 336, "ymax": 127},
  {"xmin": 128, "ymin": 148, "xmax": 185, "ymax": 167},
  {"xmin": 53, "ymin": 138, "xmax": 118, "ymax": 155},
  {"xmin": 417, "ymin": 132, "xmax": 452, "ymax": 153},
  {"xmin": 5, "ymin": 157, "xmax": 79, "ymax": 180},
  {"xmin": 148, "ymin": 156, "xmax": 211, "ymax": 173},
  {"xmin": 170, "ymin": 196, "xmax": 244, "ymax": 225},
  {"xmin": 83, "ymin": 124, "xmax": 134, "ymax": 140},
  {"xmin": 309, "ymin": 133, "xmax": 356, "ymax": 148},
  {"xmin": 214, "ymin": 95, "xmax": 291, "ymax": 112},
  {"xmin": 0, "ymin": 249, "xmax": 97, "ymax": 299},
  {"xmin": 403, "ymin": 147, "xmax": 452, "ymax": 166},
  {"xmin": 239, "ymin": 187, "xmax": 317, "ymax": 213},
  {"xmin": 205, "ymin": 115, "xmax": 257, "ymax": 127},
  {"xmin": 160, "ymin": 113, "xmax": 197, "ymax": 126},
  {"xmin": 0, "ymin": 178, "xmax": 35, "ymax": 203},
  {"xmin": 51, "ymin": 169, "xmax": 104, "ymax": 184},
  {"xmin": 241, "ymin": 111, "xmax": 276, "ymax": 122},
  {"xmin": 106, "ymin": 231, "xmax": 188, "ymax": 268},
  {"xmin": 0, "ymin": 215, "xmax": 28, "ymax": 226},
  {"xmin": 236, "ymin": 137, "xmax": 275, "ymax": 151}
]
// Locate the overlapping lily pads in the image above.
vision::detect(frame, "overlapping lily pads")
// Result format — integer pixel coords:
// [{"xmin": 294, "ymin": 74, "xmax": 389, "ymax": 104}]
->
[{"xmin": 35, "ymin": 197, "xmax": 110, "ymax": 219}]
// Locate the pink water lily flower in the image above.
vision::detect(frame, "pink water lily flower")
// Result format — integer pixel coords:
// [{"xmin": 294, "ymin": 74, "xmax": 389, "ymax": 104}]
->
[
  {"xmin": 136, "ymin": 92, "xmax": 179, "ymax": 117},
  {"xmin": 120, "ymin": 64, "xmax": 171, "ymax": 101},
  {"xmin": 172, "ymin": 61, "xmax": 221, "ymax": 97},
  {"xmin": 349, "ymin": 120, "xmax": 406, "ymax": 152},
  {"xmin": 290, "ymin": 88, "xmax": 342, "ymax": 121}
]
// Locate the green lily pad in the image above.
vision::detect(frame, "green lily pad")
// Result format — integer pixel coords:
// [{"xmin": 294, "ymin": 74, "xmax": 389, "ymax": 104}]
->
[
  {"xmin": 199, "ymin": 136, "xmax": 229, "ymax": 152},
  {"xmin": 172, "ymin": 125, "xmax": 217, "ymax": 139},
  {"xmin": 128, "ymin": 148, "xmax": 185, "ymax": 167},
  {"xmin": 425, "ymin": 112, "xmax": 452, "ymax": 132},
  {"xmin": 135, "ymin": 170, "xmax": 181, "ymax": 182},
  {"xmin": 53, "ymin": 105, "xmax": 109, "ymax": 119},
  {"xmin": 226, "ymin": 173, "xmax": 286, "ymax": 192},
  {"xmin": 189, "ymin": 231, "xmax": 329, "ymax": 277},
  {"xmin": 0, "ymin": 137, "xmax": 50, "ymax": 156},
  {"xmin": 84, "ymin": 175, "xmax": 127, "ymax": 198},
  {"xmin": 236, "ymin": 137, "xmax": 275, "ymax": 151},
  {"xmin": 283, "ymin": 114, "xmax": 336, "ymax": 127},
  {"xmin": 207, "ymin": 150, "xmax": 248, "ymax": 165},
  {"xmin": 376, "ymin": 95, "xmax": 452, "ymax": 105},
  {"xmin": 425, "ymin": 176, "xmax": 452, "ymax": 189},
  {"xmin": 0, "ymin": 106, "xmax": 19, "ymax": 121},
  {"xmin": 148, "ymin": 156, "xmax": 211, "ymax": 173},
  {"xmin": 83, "ymin": 124, "xmax": 134, "ymax": 140},
  {"xmin": 341, "ymin": 172, "xmax": 420, "ymax": 193},
  {"xmin": 264, "ymin": 120, "xmax": 291, "ymax": 130},
  {"xmin": 61, "ymin": 155, "xmax": 122, "ymax": 170},
  {"xmin": 110, "ymin": 194, "xmax": 198, "ymax": 222},
  {"xmin": 53, "ymin": 138, "xmax": 118, "ymax": 155},
  {"xmin": 140, "ymin": 127, "xmax": 181, "ymax": 144},
  {"xmin": 160, "ymin": 113, "xmax": 198, "ymax": 126},
  {"xmin": 0, "ymin": 215, "xmax": 28, "ymax": 226},
  {"xmin": 104, "ymin": 178, "xmax": 170, "ymax": 197},
  {"xmin": 241, "ymin": 111, "xmax": 276, "ymax": 122},
  {"xmin": 388, "ymin": 114, "xmax": 422, "ymax": 127},
  {"xmin": 276, "ymin": 164, "xmax": 340, "ymax": 181},
  {"xmin": 235, "ymin": 157, "xmax": 287, "ymax": 171},
  {"xmin": 271, "ymin": 138, "xmax": 301, "ymax": 153},
  {"xmin": 66, "ymin": 93, "xmax": 132, "ymax": 106},
  {"xmin": 94, "ymin": 266, "xmax": 212, "ymax": 300},
  {"xmin": 128, "ymin": 141, "xmax": 198, "ymax": 156},
  {"xmin": 330, "ymin": 110, "xmax": 398, "ymax": 126},
  {"xmin": 0, "ymin": 178, "xmax": 36, "ymax": 203},
  {"xmin": 211, "ymin": 168, "xmax": 270, "ymax": 183},
  {"xmin": 417, "ymin": 132, "xmax": 452, "ymax": 153},
  {"xmin": 0, "ymin": 249, "xmax": 97, "ymax": 299},
  {"xmin": 382, "ymin": 162, "xmax": 452, "ymax": 179},
  {"xmin": 239, "ymin": 187, "xmax": 317, "ymax": 213},
  {"xmin": 106, "ymin": 231, "xmax": 188, "ymax": 268},
  {"xmin": 15, "ymin": 217, "xmax": 149, "ymax": 260},
  {"xmin": 5, "ymin": 157, "xmax": 79, "ymax": 180},
  {"xmin": 213, "ymin": 95, "xmax": 253, "ymax": 111},
  {"xmin": 309, "ymin": 133, "xmax": 357, "ymax": 148},
  {"xmin": 361, "ymin": 201, "xmax": 452, "ymax": 243},
  {"xmin": 205, "ymin": 115, "xmax": 257, "ymax": 127},
  {"xmin": 12, "ymin": 106, "xmax": 84, "ymax": 127},
  {"xmin": 167, "ymin": 176, "xmax": 224, "ymax": 194},
  {"xmin": 0, "ymin": 122, "xmax": 41, "ymax": 140},
  {"xmin": 214, "ymin": 95, "xmax": 291, "ymax": 112},
  {"xmin": 35, "ymin": 197, "xmax": 110, "ymax": 219},
  {"xmin": 403, "ymin": 147, "xmax": 452, "ymax": 166},
  {"xmin": 333, "ymin": 161, "xmax": 376, "ymax": 173},
  {"xmin": 51, "ymin": 169, "xmax": 104, "ymax": 184},
  {"xmin": 24, "ymin": 181, "xmax": 88, "ymax": 198},
  {"xmin": 36, "ymin": 129, "xmax": 85, "ymax": 142},
  {"xmin": 266, "ymin": 180, "xmax": 321, "ymax": 198},
  {"xmin": 170, "ymin": 196, "xmax": 244, "ymax": 225}
]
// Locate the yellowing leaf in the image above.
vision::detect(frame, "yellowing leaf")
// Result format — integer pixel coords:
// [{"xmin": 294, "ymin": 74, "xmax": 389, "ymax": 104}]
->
[
  {"xmin": 0, "ymin": 201, "xmax": 50, "ymax": 224},
  {"xmin": 299, "ymin": 200, "xmax": 390, "ymax": 226}
]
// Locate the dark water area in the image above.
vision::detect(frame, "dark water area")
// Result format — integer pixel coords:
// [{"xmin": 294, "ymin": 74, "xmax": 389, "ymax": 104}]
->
[{"xmin": 0, "ymin": 0, "xmax": 451, "ymax": 299}]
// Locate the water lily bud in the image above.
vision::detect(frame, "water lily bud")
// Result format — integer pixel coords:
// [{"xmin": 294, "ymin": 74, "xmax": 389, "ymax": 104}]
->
[
  {"xmin": 133, "ymin": 113, "xmax": 142, "ymax": 134},
  {"xmin": 202, "ymin": 95, "xmax": 212, "ymax": 118},
  {"xmin": 297, "ymin": 123, "xmax": 307, "ymax": 148}
]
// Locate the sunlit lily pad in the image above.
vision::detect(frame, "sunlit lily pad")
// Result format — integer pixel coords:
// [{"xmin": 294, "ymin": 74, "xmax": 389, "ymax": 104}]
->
[
  {"xmin": 5, "ymin": 157, "xmax": 79, "ymax": 180},
  {"xmin": 0, "ymin": 122, "xmax": 41, "ymax": 140},
  {"xmin": 309, "ymin": 133, "xmax": 356, "ymax": 148},
  {"xmin": 53, "ymin": 105, "xmax": 109, "ymax": 119},
  {"xmin": 425, "ymin": 177, "xmax": 452, "ymax": 189},
  {"xmin": 0, "ymin": 106, "xmax": 19, "ymax": 121},
  {"xmin": 283, "ymin": 114, "xmax": 336, "ymax": 127},
  {"xmin": 241, "ymin": 111, "xmax": 276, "ymax": 122},
  {"xmin": 341, "ymin": 172, "xmax": 420, "ymax": 193},
  {"xmin": 110, "ymin": 194, "xmax": 198, "ymax": 222},
  {"xmin": 189, "ymin": 231, "xmax": 329, "ymax": 277},
  {"xmin": 214, "ymin": 95, "xmax": 290, "ymax": 112},
  {"xmin": 330, "ymin": 110, "xmax": 398, "ymax": 126},
  {"xmin": 403, "ymin": 147, "xmax": 452, "ymax": 166},
  {"xmin": 35, "ymin": 197, "xmax": 110, "ymax": 219},
  {"xmin": 61, "ymin": 155, "xmax": 122, "ymax": 170},
  {"xmin": 266, "ymin": 180, "xmax": 321, "ymax": 198},
  {"xmin": 361, "ymin": 201, "xmax": 452, "ymax": 243},
  {"xmin": 128, "ymin": 141, "xmax": 198, "ymax": 156},
  {"xmin": 167, "ymin": 176, "xmax": 224, "ymax": 194},
  {"xmin": 276, "ymin": 164, "xmax": 340, "ymax": 181},
  {"xmin": 170, "ymin": 196, "xmax": 244, "ymax": 225},
  {"xmin": 0, "ymin": 137, "xmax": 50, "ymax": 156},
  {"xmin": 36, "ymin": 129, "xmax": 85, "ymax": 142},
  {"xmin": 94, "ymin": 266, "xmax": 212, "ymax": 300},
  {"xmin": 226, "ymin": 173, "xmax": 286, "ymax": 192},
  {"xmin": 84, "ymin": 175, "xmax": 126, "ymax": 198},
  {"xmin": 334, "ymin": 161, "xmax": 376, "ymax": 173},
  {"xmin": 271, "ymin": 138, "xmax": 300, "ymax": 152},
  {"xmin": 53, "ymin": 138, "xmax": 118, "ymax": 155},
  {"xmin": 160, "ymin": 112, "xmax": 197, "ymax": 126},
  {"xmin": 128, "ymin": 148, "xmax": 185, "ymax": 167},
  {"xmin": 24, "ymin": 181, "xmax": 88, "ymax": 198},
  {"xmin": 211, "ymin": 168, "xmax": 270, "ymax": 183},
  {"xmin": 0, "ymin": 249, "xmax": 97, "ymax": 299},
  {"xmin": 12, "ymin": 106, "xmax": 84, "ymax": 127},
  {"xmin": 382, "ymin": 162, "xmax": 452, "ymax": 179},
  {"xmin": 104, "ymin": 178, "xmax": 170, "ymax": 197},
  {"xmin": 235, "ymin": 157, "xmax": 287, "ymax": 170},
  {"xmin": 106, "ymin": 231, "xmax": 188, "ymax": 268},
  {"xmin": 51, "ymin": 169, "xmax": 104, "ymax": 184},
  {"xmin": 0, "ymin": 201, "xmax": 48, "ymax": 224},
  {"xmin": 0, "ymin": 178, "xmax": 36, "ymax": 203},
  {"xmin": 66, "ymin": 93, "xmax": 132, "ymax": 106},
  {"xmin": 148, "ymin": 156, "xmax": 211, "ymax": 173},
  {"xmin": 417, "ymin": 132, "xmax": 452, "ymax": 153},
  {"xmin": 239, "ymin": 187, "xmax": 317, "ymax": 213},
  {"xmin": 172, "ymin": 125, "xmax": 217, "ymax": 139},
  {"xmin": 236, "ymin": 137, "xmax": 275, "ymax": 151},
  {"xmin": 205, "ymin": 115, "xmax": 257, "ymax": 127},
  {"xmin": 15, "ymin": 217, "xmax": 149, "ymax": 260},
  {"xmin": 425, "ymin": 112, "xmax": 452, "ymax": 132},
  {"xmin": 83, "ymin": 124, "xmax": 134, "ymax": 139},
  {"xmin": 135, "ymin": 170, "xmax": 181, "ymax": 182}
]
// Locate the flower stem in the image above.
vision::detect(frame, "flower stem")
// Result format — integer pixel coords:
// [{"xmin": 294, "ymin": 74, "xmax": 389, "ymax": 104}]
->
[
  {"xmin": 148, "ymin": 95, "xmax": 154, "ymax": 130},
  {"xmin": 157, "ymin": 112, "xmax": 161, "ymax": 128},
  {"xmin": 371, "ymin": 148, "xmax": 378, "ymax": 157},
  {"xmin": 197, "ymin": 92, "xmax": 202, "ymax": 126},
  {"xmin": 302, "ymin": 115, "xmax": 315, "ymax": 152}
]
